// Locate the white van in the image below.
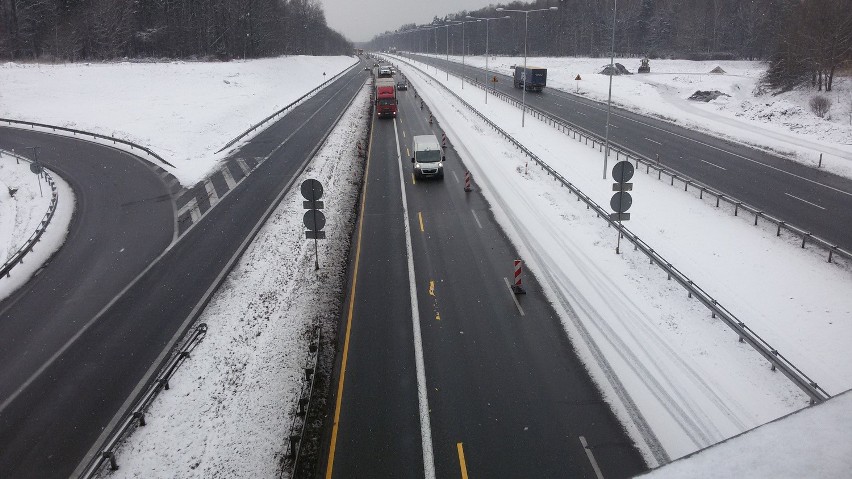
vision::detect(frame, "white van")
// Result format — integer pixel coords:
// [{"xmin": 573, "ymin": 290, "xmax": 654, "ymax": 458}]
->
[{"xmin": 411, "ymin": 135, "xmax": 445, "ymax": 180}]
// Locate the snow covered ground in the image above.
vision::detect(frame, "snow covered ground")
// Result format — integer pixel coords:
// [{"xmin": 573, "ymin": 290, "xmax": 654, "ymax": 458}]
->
[
  {"xmin": 0, "ymin": 149, "xmax": 74, "ymax": 301},
  {"xmin": 0, "ymin": 55, "xmax": 358, "ymax": 185},
  {"xmin": 386, "ymin": 54, "xmax": 852, "ymax": 463},
  {"xmin": 95, "ymin": 81, "xmax": 370, "ymax": 478},
  {"xmin": 428, "ymin": 53, "xmax": 852, "ymax": 179},
  {"xmin": 645, "ymin": 389, "xmax": 852, "ymax": 478}
]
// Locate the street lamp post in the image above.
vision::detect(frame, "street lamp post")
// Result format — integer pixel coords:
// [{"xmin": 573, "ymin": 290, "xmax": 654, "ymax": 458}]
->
[
  {"xmin": 603, "ymin": 0, "xmax": 618, "ymax": 179},
  {"xmin": 496, "ymin": 6, "xmax": 557, "ymax": 127},
  {"xmin": 455, "ymin": 19, "xmax": 481, "ymax": 89},
  {"xmin": 467, "ymin": 15, "xmax": 510, "ymax": 103}
]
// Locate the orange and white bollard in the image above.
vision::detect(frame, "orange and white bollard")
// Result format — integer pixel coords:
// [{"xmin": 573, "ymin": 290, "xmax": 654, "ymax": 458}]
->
[
  {"xmin": 464, "ymin": 170, "xmax": 472, "ymax": 192},
  {"xmin": 429, "ymin": 114, "xmax": 433, "ymax": 126},
  {"xmin": 441, "ymin": 133, "xmax": 447, "ymax": 149},
  {"xmin": 511, "ymin": 260, "xmax": 526, "ymax": 294}
]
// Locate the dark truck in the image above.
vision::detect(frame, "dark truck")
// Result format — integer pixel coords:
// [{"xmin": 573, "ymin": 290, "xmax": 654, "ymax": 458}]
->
[{"xmin": 513, "ymin": 66, "xmax": 547, "ymax": 92}]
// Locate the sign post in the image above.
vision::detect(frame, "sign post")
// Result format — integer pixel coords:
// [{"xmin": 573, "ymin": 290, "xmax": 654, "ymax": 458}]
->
[
  {"xmin": 24, "ymin": 146, "xmax": 44, "ymax": 197},
  {"xmin": 609, "ymin": 161, "xmax": 634, "ymax": 254},
  {"xmin": 301, "ymin": 179, "xmax": 325, "ymax": 270},
  {"xmin": 575, "ymin": 74, "xmax": 581, "ymax": 93}
]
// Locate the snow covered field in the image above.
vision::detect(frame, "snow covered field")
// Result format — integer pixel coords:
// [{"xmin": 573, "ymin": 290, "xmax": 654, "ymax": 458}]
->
[
  {"xmin": 0, "ymin": 55, "xmax": 357, "ymax": 185},
  {"xmin": 95, "ymin": 81, "xmax": 370, "ymax": 478},
  {"xmin": 387, "ymin": 54, "xmax": 852, "ymax": 463},
  {"xmin": 0, "ymin": 149, "xmax": 74, "ymax": 300},
  {"xmin": 430, "ymin": 53, "xmax": 852, "ymax": 179}
]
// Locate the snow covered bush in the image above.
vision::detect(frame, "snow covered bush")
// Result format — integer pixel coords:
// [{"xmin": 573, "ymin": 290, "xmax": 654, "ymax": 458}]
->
[{"xmin": 809, "ymin": 95, "xmax": 831, "ymax": 118}]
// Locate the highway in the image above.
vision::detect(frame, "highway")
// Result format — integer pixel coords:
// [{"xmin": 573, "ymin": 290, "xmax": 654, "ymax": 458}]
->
[
  {"xmin": 404, "ymin": 53, "xmax": 852, "ymax": 253},
  {"xmin": 324, "ymin": 71, "xmax": 647, "ymax": 478},
  {"xmin": 0, "ymin": 62, "xmax": 368, "ymax": 478}
]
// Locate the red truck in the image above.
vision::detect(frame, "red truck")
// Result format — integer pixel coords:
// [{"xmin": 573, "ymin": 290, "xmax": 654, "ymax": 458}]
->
[{"xmin": 375, "ymin": 78, "xmax": 397, "ymax": 118}]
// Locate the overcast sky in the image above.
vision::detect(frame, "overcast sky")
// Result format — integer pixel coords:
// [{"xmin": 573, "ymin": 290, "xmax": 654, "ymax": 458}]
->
[{"xmin": 321, "ymin": 0, "xmax": 497, "ymax": 43}]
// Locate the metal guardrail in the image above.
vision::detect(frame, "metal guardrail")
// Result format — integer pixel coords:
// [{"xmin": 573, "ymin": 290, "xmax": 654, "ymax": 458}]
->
[
  {"xmin": 216, "ymin": 60, "xmax": 361, "ymax": 154},
  {"xmin": 0, "ymin": 118, "xmax": 175, "ymax": 168},
  {"xmin": 79, "ymin": 323, "xmax": 208, "ymax": 478},
  {"xmin": 389, "ymin": 56, "xmax": 831, "ymax": 404},
  {"xmin": 284, "ymin": 325, "xmax": 322, "ymax": 475},
  {"xmin": 405, "ymin": 54, "xmax": 852, "ymax": 266},
  {"xmin": 0, "ymin": 149, "xmax": 60, "ymax": 280}
]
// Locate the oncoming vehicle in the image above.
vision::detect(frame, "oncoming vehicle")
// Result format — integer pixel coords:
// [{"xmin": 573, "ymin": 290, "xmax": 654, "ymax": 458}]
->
[{"xmin": 411, "ymin": 135, "xmax": 445, "ymax": 180}]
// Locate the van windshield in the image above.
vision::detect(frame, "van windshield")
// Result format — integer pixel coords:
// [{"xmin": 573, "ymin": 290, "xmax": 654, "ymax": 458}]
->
[{"xmin": 417, "ymin": 149, "xmax": 441, "ymax": 163}]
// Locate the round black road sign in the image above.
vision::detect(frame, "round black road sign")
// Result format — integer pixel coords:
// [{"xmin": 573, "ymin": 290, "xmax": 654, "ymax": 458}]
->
[
  {"xmin": 304, "ymin": 210, "xmax": 326, "ymax": 231},
  {"xmin": 610, "ymin": 192, "xmax": 633, "ymax": 213},
  {"xmin": 30, "ymin": 162, "xmax": 43, "ymax": 175},
  {"xmin": 611, "ymin": 161, "xmax": 634, "ymax": 183},
  {"xmin": 301, "ymin": 178, "xmax": 323, "ymax": 201}
]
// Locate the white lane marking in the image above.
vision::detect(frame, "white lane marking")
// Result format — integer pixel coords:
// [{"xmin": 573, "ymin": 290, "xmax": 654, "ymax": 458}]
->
[
  {"xmin": 645, "ymin": 137, "xmax": 662, "ymax": 145},
  {"xmin": 236, "ymin": 158, "xmax": 252, "ymax": 177},
  {"xmin": 580, "ymin": 436, "xmax": 605, "ymax": 479},
  {"xmin": 393, "ymin": 118, "xmax": 437, "ymax": 479},
  {"xmin": 785, "ymin": 192, "xmax": 826, "ymax": 210},
  {"xmin": 471, "ymin": 209, "xmax": 483, "ymax": 229},
  {"xmin": 177, "ymin": 196, "xmax": 201, "ymax": 222},
  {"xmin": 503, "ymin": 277, "xmax": 525, "ymax": 317},
  {"xmin": 452, "ymin": 170, "xmax": 460, "ymax": 183},
  {"xmin": 221, "ymin": 166, "xmax": 238, "ymax": 190},
  {"xmin": 700, "ymin": 159, "xmax": 727, "ymax": 171},
  {"xmin": 544, "ymin": 88, "xmax": 852, "ymax": 197},
  {"xmin": 204, "ymin": 179, "xmax": 219, "ymax": 203}
]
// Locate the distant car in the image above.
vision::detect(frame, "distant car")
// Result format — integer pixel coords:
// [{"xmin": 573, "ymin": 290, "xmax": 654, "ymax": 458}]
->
[
  {"xmin": 364, "ymin": 66, "xmax": 370, "ymax": 71},
  {"xmin": 396, "ymin": 82, "xmax": 408, "ymax": 91}
]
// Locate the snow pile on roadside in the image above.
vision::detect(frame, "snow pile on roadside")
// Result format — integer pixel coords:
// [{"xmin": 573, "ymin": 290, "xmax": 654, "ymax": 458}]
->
[
  {"xmin": 97, "ymin": 82, "xmax": 370, "ymax": 478},
  {"xmin": 0, "ymin": 56, "xmax": 357, "ymax": 185},
  {"xmin": 644, "ymin": 389, "xmax": 852, "ymax": 478},
  {"xmin": 390, "ymin": 56, "xmax": 852, "ymax": 462},
  {"xmin": 435, "ymin": 54, "xmax": 852, "ymax": 178},
  {"xmin": 0, "ymin": 150, "xmax": 75, "ymax": 300}
]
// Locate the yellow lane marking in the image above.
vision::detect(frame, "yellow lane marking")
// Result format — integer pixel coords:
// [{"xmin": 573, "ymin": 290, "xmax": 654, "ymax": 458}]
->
[
  {"xmin": 428, "ymin": 280, "xmax": 435, "ymax": 296},
  {"xmin": 419, "ymin": 212, "xmax": 425, "ymax": 232},
  {"xmin": 406, "ymin": 147, "xmax": 410, "ymax": 157},
  {"xmin": 457, "ymin": 442, "xmax": 469, "ymax": 479},
  {"xmin": 402, "ymin": 130, "xmax": 406, "ymax": 138},
  {"xmin": 412, "ymin": 173, "xmax": 416, "ymax": 185},
  {"xmin": 325, "ymin": 107, "xmax": 376, "ymax": 479},
  {"xmin": 436, "ymin": 312, "xmax": 441, "ymax": 321}
]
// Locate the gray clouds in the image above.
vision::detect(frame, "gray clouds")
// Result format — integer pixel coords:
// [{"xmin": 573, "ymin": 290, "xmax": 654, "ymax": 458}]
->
[{"xmin": 321, "ymin": 0, "xmax": 496, "ymax": 43}]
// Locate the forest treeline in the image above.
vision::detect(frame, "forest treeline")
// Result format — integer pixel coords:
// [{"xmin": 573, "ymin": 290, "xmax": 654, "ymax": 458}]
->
[
  {"xmin": 0, "ymin": 0, "xmax": 352, "ymax": 61},
  {"xmin": 369, "ymin": 0, "xmax": 852, "ymax": 92}
]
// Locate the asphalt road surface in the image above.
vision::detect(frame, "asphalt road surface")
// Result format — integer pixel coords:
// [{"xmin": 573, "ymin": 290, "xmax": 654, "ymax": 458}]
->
[
  {"xmin": 405, "ymin": 53, "xmax": 852, "ymax": 253},
  {"xmin": 325, "ymin": 74, "xmax": 647, "ymax": 478},
  {"xmin": 0, "ymin": 61, "xmax": 368, "ymax": 478}
]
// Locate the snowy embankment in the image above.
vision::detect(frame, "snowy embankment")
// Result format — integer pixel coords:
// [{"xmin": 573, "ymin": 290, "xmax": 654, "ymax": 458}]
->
[
  {"xmin": 0, "ymin": 149, "xmax": 74, "ymax": 300},
  {"xmin": 388, "ymin": 54, "xmax": 852, "ymax": 463},
  {"xmin": 0, "ymin": 55, "xmax": 357, "ymax": 185},
  {"xmin": 433, "ymin": 53, "xmax": 852, "ymax": 179},
  {"xmin": 645, "ymin": 390, "xmax": 852, "ymax": 478},
  {"xmin": 95, "ymin": 80, "xmax": 370, "ymax": 479}
]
